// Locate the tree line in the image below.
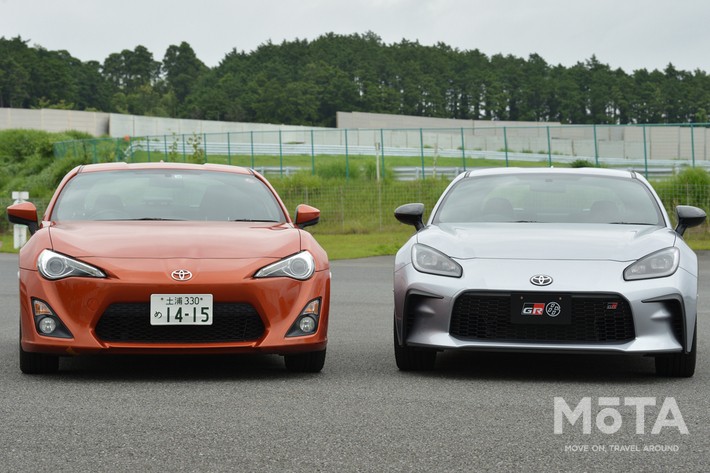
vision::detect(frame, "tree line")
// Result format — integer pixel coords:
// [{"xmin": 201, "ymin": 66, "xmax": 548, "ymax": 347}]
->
[{"xmin": 2, "ymin": 32, "xmax": 709, "ymax": 128}]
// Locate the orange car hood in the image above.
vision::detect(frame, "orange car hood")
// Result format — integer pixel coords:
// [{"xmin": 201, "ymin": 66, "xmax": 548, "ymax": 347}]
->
[{"xmin": 48, "ymin": 221, "xmax": 301, "ymax": 259}]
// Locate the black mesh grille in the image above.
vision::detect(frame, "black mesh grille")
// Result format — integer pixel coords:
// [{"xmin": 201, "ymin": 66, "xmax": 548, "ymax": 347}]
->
[
  {"xmin": 450, "ymin": 292, "xmax": 635, "ymax": 343},
  {"xmin": 95, "ymin": 303, "xmax": 265, "ymax": 343}
]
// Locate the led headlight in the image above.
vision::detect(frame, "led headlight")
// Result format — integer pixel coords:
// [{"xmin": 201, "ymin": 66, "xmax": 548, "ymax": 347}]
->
[
  {"xmin": 254, "ymin": 251, "xmax": 315, "ymax": 280},
  {"xmin": 624, "ymin": 247, "xmax": 680, "ymax": 281},
  {"xmin": 411, "ymin": 244, "xmax": 462, "ymax": 278},
  {"xmin": 37, "ymin": 250, "xmax": 106, "ymax": 280}
]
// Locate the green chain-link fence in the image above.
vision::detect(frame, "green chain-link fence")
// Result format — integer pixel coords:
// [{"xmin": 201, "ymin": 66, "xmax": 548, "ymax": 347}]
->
[
  {"xmin": 5, "ymin": 124, "xmax": 710, "ymax": 245},
  {"xmin": 53, "ymin": 124, "xmax": 710, "ymax": 180}
]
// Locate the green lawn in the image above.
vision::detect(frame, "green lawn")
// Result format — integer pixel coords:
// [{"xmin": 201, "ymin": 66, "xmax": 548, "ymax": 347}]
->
[
  {"xmin": 3, "ymin": 228, "xmax": 709, "ymax": 258},
  {"xmin": 310, "ymin": 229, "xmax": 413, "ymax": 260}
]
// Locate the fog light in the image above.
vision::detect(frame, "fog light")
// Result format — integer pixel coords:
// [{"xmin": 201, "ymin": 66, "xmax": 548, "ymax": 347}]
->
[
  {"xmin": 298, "ymin": 316, "xmax": 317, "ymax": 333},
  {"xmin": 38, "ymin": 317, "xmax": 57, "ymax": 335},
  {"xmin": 286, "ymin": 298, "xmax": 322, "ymax": 337}
]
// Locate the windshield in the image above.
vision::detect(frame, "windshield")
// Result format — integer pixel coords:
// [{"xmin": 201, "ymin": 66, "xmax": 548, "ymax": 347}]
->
[
  {"xmin": 433, "ymin": 173, "xmax": 664, "ymax": 225},
  {"xmin": 51, "ymin": 170, "xmax": 287, "ymax": 223}
]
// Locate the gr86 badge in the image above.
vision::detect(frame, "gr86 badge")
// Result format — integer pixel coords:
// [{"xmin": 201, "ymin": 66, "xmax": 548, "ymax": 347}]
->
[
  {"xmin": 511, "ymin": 294, "xmax": 571, "ymax": 325},
  {"xmin": 521, "ymin": 302, "xmax": 546, "ymax": 316},
  {"xmin": 521, "ymin": 302, "xmax": 560, "ymax": 317}
]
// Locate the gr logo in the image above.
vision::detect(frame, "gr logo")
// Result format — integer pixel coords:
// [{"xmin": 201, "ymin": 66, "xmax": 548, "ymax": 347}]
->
[
  {"xmin": 554, "ymin": 397, "xmax": 689, "ymax": 435},
  {"xmin": 521, "ymin": 302, "xmax": 560, "ymax": 317},
  {"xmin": 521, "ymin": 303, "xmax": 545, "ymax": 315}
]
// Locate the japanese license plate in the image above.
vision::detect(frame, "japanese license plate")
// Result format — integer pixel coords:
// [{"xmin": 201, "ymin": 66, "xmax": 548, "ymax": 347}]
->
[{"xmin": 150, "ymin": 294, "xmax": 213, "ymax": 325}]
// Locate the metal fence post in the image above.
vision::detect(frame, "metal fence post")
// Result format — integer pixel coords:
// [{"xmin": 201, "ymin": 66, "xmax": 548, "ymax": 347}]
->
[
  {"xmin": 164, "ymin": 134, "xmax": 168, "ymax": 159},
  {"xmin": 380, "ymin": 128, "xmax": 386, "ymax": 179},
  {"xmin": 345, "ymin": 129, "xmax": 350, "ymax": 181},
  {"xmin": 546, "ymin": 126, "xmax": 552, "ymax": 166},
  {"xmin": 503, "ymin": 126, "xmax": 509, "ymax": 167},
  {"xmin": 227, "ymin": 132, "xmax": 232, "ymax": 165},
  {"xmin": 203, "ymin": 133, "xmax": 208, "ymax": 163},
  {"xmin": 310, "ymin": 129, "xmax": 315, "ymax": 175},
  {"xmin": 250, "ymin": 131, "xmax": 255, "ymax": 168},
  {"xmin": 593, "ymin": 124, "xmax": 599, "ymax": 166},
  {"xmin": 278, "ymin": 130, "xmax": 283, "ymax": 177},
  {"xmin": 690, "ymin": 124, "xmax": 696, "ymax": 167},
  {"xmin": 460, "ymin": 127, "xmax": 466, "ymax": 170},
  {"xmin": 642, "ymin": 126, "xmax": 648, "ymax": 178},
  {"xmin": 419, "ymin": 128, "xmax": 425, "ymax": 178}
]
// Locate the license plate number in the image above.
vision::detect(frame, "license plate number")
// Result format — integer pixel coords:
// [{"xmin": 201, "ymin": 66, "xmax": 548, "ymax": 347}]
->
[{"xmin": 150, "ymin": 294, "xmax": 213, "ymax": 325}]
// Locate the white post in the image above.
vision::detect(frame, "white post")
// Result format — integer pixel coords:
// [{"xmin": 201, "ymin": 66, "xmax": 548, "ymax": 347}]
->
[{"xmin": 12, "ymin": 191, "xmax": 29, "ymax": 249}]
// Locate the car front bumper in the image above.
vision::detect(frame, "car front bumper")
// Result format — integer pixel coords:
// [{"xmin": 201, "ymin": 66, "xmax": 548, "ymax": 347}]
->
[
  {"xmin": 394, "ymin": 258, "xmax": 696, "ymax": 355},
  {"xmin": 19, "ymin": 257, "xmax": 330, "ymax": 356}
]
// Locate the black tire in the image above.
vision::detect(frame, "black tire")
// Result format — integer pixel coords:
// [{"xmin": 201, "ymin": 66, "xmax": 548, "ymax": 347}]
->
[
  {"xmin": 284, "ymin": 349, "xmax": 326, "ymax": 373},
  {"xmin": 19, "ymin": 344, "xmax": 59, "ymax": 374},
  {"xmin": 655, "ymin": 321, "xmax": 697, "ymax": 377},
  {"xmin": 394, "ymin": 321, "xmax": 436, "ymax": 371}
]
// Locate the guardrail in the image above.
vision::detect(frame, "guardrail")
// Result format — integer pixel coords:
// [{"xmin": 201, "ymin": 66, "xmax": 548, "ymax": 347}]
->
[
  {"xmin": 127, "ymin": 139, "xmax": 705, "ymax": 179},
  {"xmin": 54, "ymin": 124, "xmax": 710, "ymax": 181}
]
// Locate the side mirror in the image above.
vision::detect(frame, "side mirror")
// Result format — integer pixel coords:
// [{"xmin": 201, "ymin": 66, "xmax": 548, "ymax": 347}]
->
[
  {"xmin": 7, "ymin": 202, "xmax": 39, "ymax": 235},
  {"xmin": 395, "ymin": 203, "xmax": 425, "ymax": 231},
  {"xmin": 295, "ymin": 204, "xmax": 320, "ymax": 229},
  {"xmin": 675, "ymin": 205, "xmax": 706, "ymax": 236}
]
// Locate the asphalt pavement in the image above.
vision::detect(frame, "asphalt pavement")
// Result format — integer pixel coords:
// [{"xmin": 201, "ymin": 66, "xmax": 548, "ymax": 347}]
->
[{"xmin": 0, "ymin": 252, "xmax": 708, "ymax": 472}]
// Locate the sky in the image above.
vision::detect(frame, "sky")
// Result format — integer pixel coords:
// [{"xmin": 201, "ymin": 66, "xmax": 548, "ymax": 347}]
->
[{"xmin": 2, "ymin": 0, "xmax": 710, "ymax": 73}]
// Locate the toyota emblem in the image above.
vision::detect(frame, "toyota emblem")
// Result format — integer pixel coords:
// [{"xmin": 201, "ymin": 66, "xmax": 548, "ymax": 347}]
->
[
  {"xmin": 530, "ymin": 274, "xmax": 553, "ymax": 286},
  {"xmin": 171, "ymin": 269, "xmax": 193, "ymax": 281}
]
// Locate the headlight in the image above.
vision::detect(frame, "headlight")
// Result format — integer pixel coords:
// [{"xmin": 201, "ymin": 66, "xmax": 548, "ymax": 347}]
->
[
  {"xmin": 624, "ymin": 247, "xmax": 680, "ymax": 281},
  {"xmin": 411, "ymin": 244, "xmax": 462, "ymax": 278},
  {"xmin": 254, "ymin": 251, "xmax": 315, "ymax": 280},
  {"xmin": 37, "ymin": 250, "xmax": 106, "ymax": 280}
]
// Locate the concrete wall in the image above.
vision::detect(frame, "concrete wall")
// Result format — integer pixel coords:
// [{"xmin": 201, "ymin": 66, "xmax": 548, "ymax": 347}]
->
[
  {"xmin": 0, "ymin": 108, "xmax": 109, "ymax": 135},
  {"xmin": 3, "ymin": 107, "xmax": 710, "ymax": 164},
  {"xmin": 336, "ymin": 111, "xmax": 556, "ymax": 130},
  {"xmin": 108, "ymin": 113, "xmax": 323, "ymax": 138}
]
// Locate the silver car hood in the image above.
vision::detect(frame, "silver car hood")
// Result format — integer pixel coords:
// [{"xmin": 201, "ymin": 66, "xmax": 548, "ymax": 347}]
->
[{"xmin": 417, "ymin": 223, "xmax": 677, "ymax": 261}]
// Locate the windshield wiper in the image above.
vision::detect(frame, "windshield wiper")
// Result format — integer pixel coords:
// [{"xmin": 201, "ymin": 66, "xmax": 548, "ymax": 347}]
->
[
  {"xmin": 608, "ymin": 222, "xmax": 656, "ymax": 225},
  {"xmin": 131, "ymin": 217, "xmax": 186, "ymax": 221},
  {"xmin": 228, "ymin": 219, "xmax": 280, "ymax": 222}
]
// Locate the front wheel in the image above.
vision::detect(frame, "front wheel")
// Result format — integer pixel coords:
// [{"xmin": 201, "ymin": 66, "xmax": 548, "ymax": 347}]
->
[
  {"xmin": 284, "ymin": 349, "xmax": 326, "ymax": 373},
  {"xmin": 655, "ymin": 321, "xmax": 697, "ymax": 377},
  {"xmin": 394, "ymin": 321, "xmax": 436, "ymax": 371},
  {"xmin": 19, "ymin": 344, "xmax": 59, "ymax": 374}
]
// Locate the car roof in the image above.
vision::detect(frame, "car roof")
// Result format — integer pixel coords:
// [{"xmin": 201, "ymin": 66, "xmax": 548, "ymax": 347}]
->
[
  {"xmin": 76, "ymin": 162, "xmax": 253, "ymax": 175},
  {"xmin": 462, "ymin": 167, "xmax": 637, "ymax": 179}
]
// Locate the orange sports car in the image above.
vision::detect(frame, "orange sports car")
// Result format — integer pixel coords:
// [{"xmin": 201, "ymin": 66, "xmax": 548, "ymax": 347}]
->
[{"xmin": 7, "ymin": 162, "xmax": 330, "ymax": 374}]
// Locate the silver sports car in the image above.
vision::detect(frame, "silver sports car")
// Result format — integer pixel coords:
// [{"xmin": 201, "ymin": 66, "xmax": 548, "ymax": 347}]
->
[{"xmin": 393, "ymin": 167, "xmax": 706, "ymax": 376}]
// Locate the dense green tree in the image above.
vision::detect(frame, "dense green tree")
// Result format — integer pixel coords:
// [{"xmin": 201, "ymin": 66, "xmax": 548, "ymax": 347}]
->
[
  {"xmin": 0, "ymin": 55, "xmax": 30, "ymax": 108},
  {"xmin": 102, "ymin": 45, "xmax": 160, "ymax": 92},
  {"xmin": 4, "ymin": 33, "xmax": 710, "ymax": 126},
  {"xmin": 0, "ymin": 37, "xmax": 34, "ymax": 108},
  {"xmin": 76, "ymin": 60, "xmax": 112, "ymax": 111},
  {"xmin": 162, "ymin": 42, "xmax": 207, "ymax": 104}
]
